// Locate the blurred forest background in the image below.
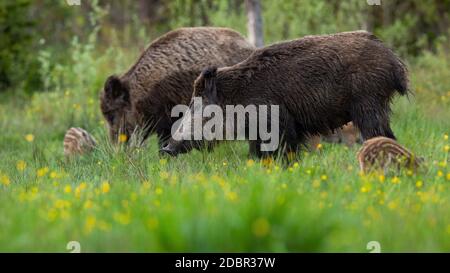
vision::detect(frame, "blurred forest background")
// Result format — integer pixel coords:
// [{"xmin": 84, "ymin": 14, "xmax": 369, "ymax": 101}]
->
[{"xmin": 1, "ymin": 0, "xmax": 449, "ymax": 94}]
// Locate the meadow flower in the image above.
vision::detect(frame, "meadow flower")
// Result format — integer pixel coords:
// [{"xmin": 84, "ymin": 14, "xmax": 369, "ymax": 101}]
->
[
  {"xmin": 113, "ymin": 212, "xmax": 131, "ymax": 225},
  {"xmin": 312, "ymin": 179, "xmax": 321, "ymax": 188},
  {"xmin": 64, "ymin": 185, "xmax": 72, "ymax": 194},
  {"xmin": 391, "ymin": 176, "xmax": 400, "ymax": 184},
  {"xmin": 36, "ymin": 167, "xmax": 49, "ymax": 177},
  {"xmin": 84, "ymin": 215, "xmax": 97, "ymax": 233},
  {"xmin": 246, "ymin": 159, "xmax": 255, "ymax": 167},
  {"xmin": 16, "ymin": 160, "xmax": 27, "ymax": 171},
  {"xmin": 83, "ymin": 200, "xmax": 94, "ymax": 209},
  {"xmin": 444, "ymin": 145, "xmax": 449, "ymax": 152},
  {"xmin": 72, "ymin": 103, "xmax": 81, "ymax": 110},
  {"xmin": 97, "ymin": 220, "xmax": 112, "ymax": 232},
  {"xmin": 1, "ymin": 174, "xmax": 11, "ymax": 186},
  {"xmin": 360, "ymin": 186, "xmax": 369, "ymax": 193},
  {"xmin": 378, "ymin": 175, "xmax": 385, "ymax": 183},
  {"xmin": 50, "ymin": 171, "xmax": 60, "ymax": 179},
  {"xmin": 446, "ymin": 173, "xmax": 450, "ymax": 181},
  {"xmin": 416, "ymin": 180, "xmax": 423, "ymax": 188},
  {"xmin": 160, "ymin": 171, "xmax": 169, "ymax": 180},
  {"xmin": 316, "ymin": 143, "xmax": 323, "ymax": 150},
  {"xmin": 25, "ymin": 134, "xmax": 34, "ymax": 142},
  {"xmin": 118, "ymin": 134, "xmax": 128, "ymax": 143},
  {"xmin": 388, "ymin": 201, "xmax": 398, "ymax": 210},
  {"xmin": 141, "ymin": 181, "xmax": 151, "ymax": 190},
  {"xmin": 47, "ymin": 208, "xmax": 58, "ymax": 221},
  {"xmin": 225, "ymin": 191, "xmax": 238, "ymax": 202},
  {"xmin": 444, "ymin": 134, "xmax": 448, "ymax": 141},
  {"xmin": 252, "ymin": 217, "xmax": 270, "ymax": 237},
  {"xmin": 159, "ymin": 158, "xmax": 167, "ymax": 166},
  {"xmin": 320, "ymin": 175, "xmax": 328, "ymax": 181},
  {"xmin": 437, "ymin": 170, "xmax": 443, "ymax": 177},
  {"xmin": 155, "ymin": 187, "xmax": 163, "ymax": 195},
  {"xmin": 101, "ymin": 181, "xmax": 110, "ymax": 194},
  {"xmin": 293, "ymin": 162, "xmax": 299, "ymax": 168},
  {"xmin": 261, "ymin": 157, "xmax": 274, "ymax": 168}
]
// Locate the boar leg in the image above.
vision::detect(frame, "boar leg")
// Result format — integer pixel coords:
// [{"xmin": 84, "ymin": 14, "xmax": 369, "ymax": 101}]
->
[{"xmin": 351, "ymin": 102, "xmax": 396, "ymax": 141}]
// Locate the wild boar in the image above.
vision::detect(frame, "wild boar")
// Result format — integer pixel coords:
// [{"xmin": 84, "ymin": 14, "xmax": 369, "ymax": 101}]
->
[
  {"xmin": 162, "ymin": 31, "xmax": 409, "ymax": 158},
  {"xmin": 100, "ymin": 27, "xmax": 254, "ymax": 146}
]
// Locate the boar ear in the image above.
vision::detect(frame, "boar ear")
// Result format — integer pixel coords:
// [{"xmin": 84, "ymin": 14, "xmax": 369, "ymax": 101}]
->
[
  {"xmin": 104, "ymin": 75, "xmax": 129, "ymax": 102},
  {"xmin": 201, "ymin": 67, "xmax": 218, "ymax": 103}
]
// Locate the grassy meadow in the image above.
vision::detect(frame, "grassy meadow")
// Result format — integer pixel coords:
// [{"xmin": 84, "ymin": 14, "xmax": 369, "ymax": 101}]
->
[{"xmin": 1, "ymin": 34, "xmax": 450, "ymax": 252}]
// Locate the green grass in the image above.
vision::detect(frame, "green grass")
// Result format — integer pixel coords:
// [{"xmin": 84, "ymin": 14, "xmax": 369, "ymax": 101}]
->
[{"xmin": 0, "ymin": 47, "xmax": 449, "ymax": 253}]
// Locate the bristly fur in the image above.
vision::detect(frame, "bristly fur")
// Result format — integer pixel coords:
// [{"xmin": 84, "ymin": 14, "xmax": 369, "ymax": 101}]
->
[
  {"xmin": 190, "ymin": 30, "xmax": 409, "ymax": 158},
  {"xmin": 357, "ymin": 136, "xmax": 422, "ymax": 173},
  {"xmin": 100, "ymin": 27, "xmax": 255, "ymax": 146},
  {"xmin": 63, "ymin": 127, "xmax": 97, "ymax": 157}
]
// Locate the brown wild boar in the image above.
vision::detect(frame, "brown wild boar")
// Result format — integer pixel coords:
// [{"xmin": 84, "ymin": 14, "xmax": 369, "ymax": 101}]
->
[
  {"xmin": 63, "ymin": 127, "xmax": 97, "ymax": 157},
  {"xmin": 100, "ymin": 27, "xmax": 254, "ymax": 146},
  {"xmin": 162, "ymin": 31, "xmax": 409, "ymax": 158},
  {"xmin": 357, "ymin": 136, "xmax": 422, "ymax": 173}
]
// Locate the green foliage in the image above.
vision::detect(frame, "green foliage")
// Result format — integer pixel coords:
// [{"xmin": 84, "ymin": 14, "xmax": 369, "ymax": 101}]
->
[{"xmin": 0, "ymin": 0, "xmax": 41, "ymax": 92}]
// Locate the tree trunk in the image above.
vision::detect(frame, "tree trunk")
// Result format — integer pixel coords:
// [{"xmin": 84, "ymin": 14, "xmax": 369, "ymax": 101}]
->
[{"xmin": 245, "ymin": 0, "xmax": 264, "ymax": 47}]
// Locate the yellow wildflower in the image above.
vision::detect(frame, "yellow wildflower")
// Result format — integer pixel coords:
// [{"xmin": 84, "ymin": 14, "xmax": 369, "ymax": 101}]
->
[
  {"xmin": 160, "ymin": 171, "xmax": 169, "ymax": 179},
  {"xmin": 101, "ymin": 181, "xmax": 110, "ymax": 194},
  {"xmin": 64, "ymin": 185, "xmax": 72, "ymax": 194},
  {"xmin": 113, "ymin": 212, "xmax": 131, "ymax": 225},
  {"xmin": 437, "ymin": 170, "xmax": 443, "ymax": 177},
  {"xmin": 226, "ymin": 191, "xmax": 238, "ymax": 202},
  {"xmin": 416, "ymin": 180, "xmax": 423, "ymax": 188},
  {"xmin": 1, "ymin": 175, "xmax": 11, "ymax": 186},
  {"xmin": 312, "ymin": 180, "xmax": 321, "ymax": 188},
  {"xmin": 36, "ymin": 167, "xmax": 49, "ymax": 177},
  {"xmin": 16, "ymin": 160, "xmax": 27, "ymax": 171},
  {"xmin": 84, "ymin": 215, "xmax": 96, "ymax": 233},
  {"xmin": 246, "ymin": 159, "xmax": 255, "ymax": 167},
  {"xmin": 391, "ymin": 176, "xmax": 400, "ymax": 184},
  {"xmin": 25, "ymin": 134, "xmax": 34, "ymax": 142},
  {"xmin": 321, "ymin": 175, "xmax": 328, "ymax": 181},
  {"xmin": 155, "ymin": 187, "xmax": 163, "ymax": 195},
  {"xmin": 118, "ymin": 134, "xmax": 128, "ymax": 143}
]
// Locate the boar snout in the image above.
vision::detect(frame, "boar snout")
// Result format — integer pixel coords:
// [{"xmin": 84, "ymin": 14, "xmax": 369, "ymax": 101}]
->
[{"xmin": 160, "ymin": 144, "xmax": 178, "ymax": 157}]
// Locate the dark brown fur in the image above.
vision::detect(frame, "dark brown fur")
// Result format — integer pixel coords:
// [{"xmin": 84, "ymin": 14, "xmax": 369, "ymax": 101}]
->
[
  {"xmin": 100, "ymin": 27, "xmax": 254, "ymax": 145},
  {"xmin": 165, "ymin": 31, "xmax": 409, "ymax": 158}
]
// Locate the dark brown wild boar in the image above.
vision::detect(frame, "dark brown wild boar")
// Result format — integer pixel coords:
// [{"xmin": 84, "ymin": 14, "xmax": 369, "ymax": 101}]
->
[
  {"xmin": 100, "ymin": 27, "xmax": 254, "ymax": 146},
  {"xmin": 162, "ymin": 31, "xmax": 409, "ymax": 158}
]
